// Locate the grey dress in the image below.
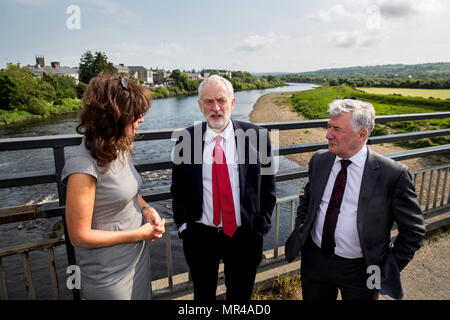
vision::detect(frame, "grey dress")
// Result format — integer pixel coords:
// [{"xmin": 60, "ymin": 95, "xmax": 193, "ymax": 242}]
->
[{"xmin": 61, "ymin": 141, "xmax": 151, "ymax": 300}]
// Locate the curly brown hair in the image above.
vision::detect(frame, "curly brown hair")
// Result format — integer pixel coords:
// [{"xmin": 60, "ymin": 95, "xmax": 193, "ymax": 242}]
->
[{"xmin": 76, "ymin": 75, "xmax": 151, "ymax": 170}]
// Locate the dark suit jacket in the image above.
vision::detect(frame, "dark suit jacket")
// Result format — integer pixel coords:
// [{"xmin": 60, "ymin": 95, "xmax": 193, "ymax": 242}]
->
[
  {"xmin": 285, "ymin": 148, "xmax": 425, "ymax": 299},
  {"xmin": 171, "ymin": 119, "xmax": 277, "ymax": 236}
]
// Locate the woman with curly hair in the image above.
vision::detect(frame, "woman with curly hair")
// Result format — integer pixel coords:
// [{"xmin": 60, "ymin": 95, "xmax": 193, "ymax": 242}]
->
[{"xmin": 61, "ymin": 75, "xmax": 165, "ymax": 300}]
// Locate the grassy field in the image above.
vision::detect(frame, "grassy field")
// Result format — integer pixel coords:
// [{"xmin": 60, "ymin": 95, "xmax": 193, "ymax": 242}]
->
[
  {"xmin": 357, "ymin": 87, "xmax": 450, "ymax": 100},
  {"xmin": 286, "ymin": 84, "xmax": 450, "ymax": 148}
]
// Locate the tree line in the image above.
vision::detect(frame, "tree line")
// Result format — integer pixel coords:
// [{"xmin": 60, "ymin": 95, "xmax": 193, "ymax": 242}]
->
[
  {"xmin": 0, "ymin": 50, "xmax": 286, "ymax": 124},
  {"xmin": 282, "ymin": 74, "xmax": 450, "ymax": 89},
  {"xmin": 151, "ymin": 70, "xmax": 285, "ymax": 99},
  {"xmin": 0, "ymin": 65, "xmax": 83, "ymax": 120}
]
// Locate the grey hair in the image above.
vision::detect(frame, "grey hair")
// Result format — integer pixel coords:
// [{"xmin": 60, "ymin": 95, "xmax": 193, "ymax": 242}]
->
[
  {"xmin": 198, "ymin": 75, "xmax": 234, "ymax": 99},
  {"xmin": 328, "ymin": 99, "xmax": 376, "ymax": 135}
]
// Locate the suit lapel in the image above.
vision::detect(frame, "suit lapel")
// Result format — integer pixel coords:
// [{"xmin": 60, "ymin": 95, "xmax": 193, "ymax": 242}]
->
[
  {"xmin": 232, "ymin": 119, "xmax": 247, "ymax": 202},
  {"xmin": 311, "ymin": 152, "xmax": 335, "ymax": 216},
  {"xmin": 357, "ymin": 147, "xmax": 380, "ymax": 238},
  {"xmin": 193, "ymin": 122, "xmax": 206, "ymax": 202}
]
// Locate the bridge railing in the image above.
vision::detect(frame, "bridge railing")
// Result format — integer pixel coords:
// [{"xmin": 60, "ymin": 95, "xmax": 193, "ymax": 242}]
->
[{"xmin": 0, "ymin": 112, "xmax": 449, "ymax": 299}]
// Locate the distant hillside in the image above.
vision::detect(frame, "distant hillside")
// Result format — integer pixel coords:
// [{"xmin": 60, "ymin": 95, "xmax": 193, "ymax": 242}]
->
[
  {"xmin": 296, "ymin": 62, "xmax": 450, "ymax": 78},
  {"xmin": 252, "ymin": 72, "xmax": 291, "ymax": 77}
]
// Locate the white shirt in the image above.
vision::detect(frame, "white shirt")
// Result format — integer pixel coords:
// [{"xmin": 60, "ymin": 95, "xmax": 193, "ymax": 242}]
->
[
  {"xmin": 179, "ymin": 121, "xmax": 241, "ymax": 232},
  {"xmin": 311, "ymin": 145, "xmax": 368, "ymax": 258}
]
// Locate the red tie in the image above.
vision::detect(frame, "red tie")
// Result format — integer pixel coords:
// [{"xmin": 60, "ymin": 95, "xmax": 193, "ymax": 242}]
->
[
  {"xmin": 212, "ymin": 136, "xmax": 237, "ymax": 237},
  {"xmin": 321, "ymin": 159, "xmax": 352, "ymax": 258}
]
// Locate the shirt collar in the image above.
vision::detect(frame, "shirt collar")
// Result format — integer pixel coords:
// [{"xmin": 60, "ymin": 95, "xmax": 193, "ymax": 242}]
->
[
  {"xmin": 334, "ymin": 144, "xmax": 367, "ymax": 168},
  {"xmin": 204, "ymin": 120, "xmax": 234, "ymax": 144}
]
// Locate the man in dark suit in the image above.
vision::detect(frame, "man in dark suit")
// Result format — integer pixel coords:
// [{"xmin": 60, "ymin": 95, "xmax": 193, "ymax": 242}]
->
[
  {"xmin": 171, "ymin": 75, "xmax": 276, "ymax": 301},
  {"xmin": 285, "ymin": 98, "xmax": 425, "ymax": 300}
]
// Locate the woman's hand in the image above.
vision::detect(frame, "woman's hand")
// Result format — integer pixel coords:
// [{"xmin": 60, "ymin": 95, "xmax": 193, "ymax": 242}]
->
[
  {"xmin": 141, "ymin": 205, "xmax": 162, "ymax": 226},
  {"xmin": 137, "ymin": 218, "xmax": 166, "ymax": 242}
]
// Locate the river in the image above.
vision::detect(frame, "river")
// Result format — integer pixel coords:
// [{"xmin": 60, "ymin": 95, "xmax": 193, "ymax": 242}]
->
[{"xmin": 0, "ymin": 83, "xmax": 318, "ymax": 299}]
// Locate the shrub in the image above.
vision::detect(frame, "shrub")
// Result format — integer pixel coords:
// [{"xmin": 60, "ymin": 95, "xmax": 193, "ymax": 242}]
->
[
  {"xmin": 27, "ymin": 97, "xmax": 49, "ymax": 116},
  {"xmin": 76, "ymin": 82, "xmax": 88, "ymax": 99},
  {"xmin": 430, "ymin": 136, "xmax": 450, "ymax": 145},
  {"xmin": 371, "ymin": 125, "xmax": 388, "ymax": 136}
]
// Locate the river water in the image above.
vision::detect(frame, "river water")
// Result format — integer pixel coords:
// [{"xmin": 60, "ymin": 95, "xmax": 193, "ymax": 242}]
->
[{"xmin": 0, "ymin": 83, "xmax": 318, "ymax": 299}]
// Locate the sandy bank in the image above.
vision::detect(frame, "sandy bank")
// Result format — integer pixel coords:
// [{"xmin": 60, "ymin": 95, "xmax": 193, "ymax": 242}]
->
[{"xmin": 249, "ymin": 91, "xmax": 446, "ymax": 171}]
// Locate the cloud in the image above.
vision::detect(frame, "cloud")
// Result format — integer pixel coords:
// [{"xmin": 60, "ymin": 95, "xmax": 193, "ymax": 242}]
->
[
  {"xmin": 309, "ymin": 0, "xmax": 445, "ymax": 49},
  {"xmin": 329, "ymin": 31, "xmax": 382, "ymax": 48},
  {"xmin": 7, "ymin": 0, "xmax": 52, "ymax": 5},
  {"xmin": 234, "ymin": 32, "xmax": 288, "ymax": 52},
  {"xmin": 360, "ymin": 0, "xmax": 444, "ymax": 19},
  {"xmin": 152, "ymin": 43, "xmax": 183, "ymax": 56},
  {"xmin": 86, "ymin": 42, "xmax": 184, "ymax": 65},
  {"xmin": 84, "ymin": 0, "xmax": 143, "ymax": 26},
  {"xmin": 309, "ymin": 4, "xmax": 355, "ymax": 22},
  {"xmin": 374, "ymin": 0, "xmax": 416, "ymax": 18}
]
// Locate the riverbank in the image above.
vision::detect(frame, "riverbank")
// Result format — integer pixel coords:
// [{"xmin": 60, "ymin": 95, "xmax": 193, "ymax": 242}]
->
[
  {"xmin": 0, "ymin": 98, "xmax": 82, "ymax": 127},
  {"xmin": 249, "ymin": 91, "xmax": 448, "ymax": 171},
  {"xmin": 0, "ymin": 83, "xmax": 287, "ymax": 128},
  {"xmin": 150, "ymin": 82, "xmax": 287, "ymax": 100}
]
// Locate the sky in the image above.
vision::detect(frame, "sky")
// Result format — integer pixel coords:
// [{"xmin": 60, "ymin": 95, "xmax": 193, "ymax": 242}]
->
[{"xmin": 1, "ymin": 0, "xmax": 450, "ymax": 73}]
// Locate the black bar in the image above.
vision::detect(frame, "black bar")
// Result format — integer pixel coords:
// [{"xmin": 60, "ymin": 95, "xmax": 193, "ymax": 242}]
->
[
  {"xmin": 385, "ymin": 144, "xmax": 450, "ymax": 161},
  {"xmin": 52, "ymin": 147, "xmax": 80, "ymax": 300},
  {"xmin": 260, "ymin": 119, "xmax": 328, "ymax": 130},
  {"xmin": 276, "ymin": 168, "xmax": 308, "ymax": 182},
  {"xmin": 141, "ymin": 187, "xmax": 172, "ymax": 202},
  {"xmin": 1, "ymin": 112, "xmax": 449, "ymax": 151},
  {"xmin": 368, "ymin": 129, "xmax": 450, "ymax": 145},
  {"xmin": 0, "ymin": 134, "xmax": 82, "ymax": 151},
  {"xmin": 134, "ymin": 159, "xmax": 173, "ymax": 172},
  {"xmin": 53, "ymin": 147, "xmax": 66, "ymax": 205},
  {"xmin": 2, "ymin": 140, "xmax": 450, "ymax": 190},
  {"xmin": 278, "ymin": 142, "xmax": 328, "ymax": 155},
  {"xmin": 0, "ymin": 172, "xmax": 56, "ymax": 188},
  {"xmin": 375, "ymin": 112, "xmax": 450, "ymax": 123}
]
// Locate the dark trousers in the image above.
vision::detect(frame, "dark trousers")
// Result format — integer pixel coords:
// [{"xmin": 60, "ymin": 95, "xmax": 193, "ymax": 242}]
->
[
  {"xmin": 182, "ymin": 223, "xmax": 263, "ymax": 301},
  {"xmin": 300, "ymin": 236, "xmax": 379, "ymax": 300}
]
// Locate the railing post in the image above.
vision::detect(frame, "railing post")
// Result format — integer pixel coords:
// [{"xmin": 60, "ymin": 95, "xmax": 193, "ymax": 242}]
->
[
  {"xmin": 419, "ymin": 171, "xmax": 426, "ymax": 206},
  {"xmin": 274, "ymin": 203, "xmax": 280, "ymax": 258},
  {"xmin": 166, "ymin": 227, "xmax": 173, "ymax": 288},
  {"xmin": 425, "ymin": 170, "xmax": 434, "ymax": 211},
  {"xmin": 21, "ymin": 252, "xmax": 36, "ymax": 299},
  {"xmin": 433, "ymin": 169, "xmax": 442, "ymax": 209},
  {"xmin": 441, "ymin": 168, "xmax": 448, "ymax": 206},
  {"xmin": 290, "ymin": 199, "xmax": 296, "ymax": 233},
  {"xmin": 0, "ymin": 258, "xmax": 7, "ymax": 300},
  {"xmin": 46, "ymin": 247, "xmax": 60, "ymax": 300},
  {"xmin": 53, "ymin": 146, "xmax": 80, "ymax": 300}
]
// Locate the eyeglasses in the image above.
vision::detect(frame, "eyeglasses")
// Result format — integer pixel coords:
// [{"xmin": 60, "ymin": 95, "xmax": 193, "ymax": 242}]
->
[{"xmin": 202, "ymin": 98, "xmax": 228, "ymax": 107}]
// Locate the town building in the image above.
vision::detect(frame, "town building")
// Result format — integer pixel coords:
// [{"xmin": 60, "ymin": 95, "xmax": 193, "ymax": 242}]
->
[
  {"xmin": 187, "ymin": 72, "xmax": 203, "ymax": 81},
  {"xmin": 113, "ymin": 64, "xmax": 129, "ymax": 76},
  {"xmin": 202, "ymin": 69, "xmax": 232, "ymax": 79},
  {"xmin": 128, "ymin": 66, "xmax": 154, "ymax": 84},
  {"xmin": 29, "ymin": 56, "xmax": 79, "ymax": 82}
]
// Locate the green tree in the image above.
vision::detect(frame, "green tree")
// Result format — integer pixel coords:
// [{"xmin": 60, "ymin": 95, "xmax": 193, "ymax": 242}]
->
[
  {"xmin": 170, "ymin": 69, "xmax": 199, "ymax": 93},
  {"xmin": 0, "ymin": 65, "xmax": 41, "ymax": 110},
  {"xmin": 42, "ymin": 74, "xmax": 78, "ymax": 100},
  {"xmin": 78, "ymin": 50, "xmax": 115, "ymax": 84}
]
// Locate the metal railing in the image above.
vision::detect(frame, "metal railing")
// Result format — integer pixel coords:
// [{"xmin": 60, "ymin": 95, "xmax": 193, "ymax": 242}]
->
[{"xmin": 0, "ymin": 112, "xmax": 449, "ymax": 299}]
